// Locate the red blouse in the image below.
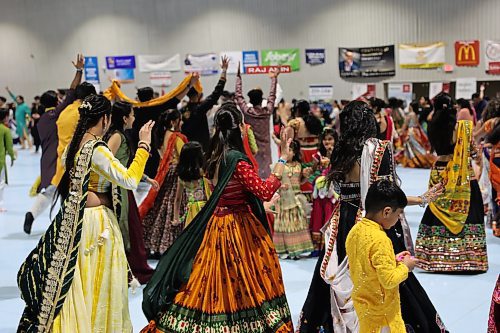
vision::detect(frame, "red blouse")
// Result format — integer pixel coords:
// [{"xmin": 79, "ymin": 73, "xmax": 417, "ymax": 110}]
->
[{"xmin": 217, "ymin": 161, "xmax": 281, "ymax": 208}]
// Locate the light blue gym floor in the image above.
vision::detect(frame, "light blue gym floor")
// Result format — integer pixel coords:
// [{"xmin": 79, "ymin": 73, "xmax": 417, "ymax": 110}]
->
[{"xmin": 0, "ymin": 149, "xmax": 498, "ymax": 332}]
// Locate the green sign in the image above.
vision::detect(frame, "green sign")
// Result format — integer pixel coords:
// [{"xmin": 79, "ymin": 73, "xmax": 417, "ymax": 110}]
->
[{"xmin": 261, "ymin": 48, "xmax": 300, "ymax": 71}]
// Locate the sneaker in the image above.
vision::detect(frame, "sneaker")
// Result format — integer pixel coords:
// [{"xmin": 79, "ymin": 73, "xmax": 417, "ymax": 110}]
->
[{"xmin": 24, "ymin": 212, "xmax": 34, "ymax": 235}]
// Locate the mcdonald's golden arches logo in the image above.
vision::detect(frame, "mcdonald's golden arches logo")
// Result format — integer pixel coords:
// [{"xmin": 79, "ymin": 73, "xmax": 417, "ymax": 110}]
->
[{"xmin": 455, "ymin": 40, "xmax": 480, "ymax": 66}]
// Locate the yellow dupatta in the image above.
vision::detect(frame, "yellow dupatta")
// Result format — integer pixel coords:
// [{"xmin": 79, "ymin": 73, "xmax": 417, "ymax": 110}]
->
[
  {"xmin": 429, "ymin": 120, "xmax": 474, "ymax": 234},
  {"xmin": 103, "ymin": 74, "xmax": 203, "ymax": 107}
]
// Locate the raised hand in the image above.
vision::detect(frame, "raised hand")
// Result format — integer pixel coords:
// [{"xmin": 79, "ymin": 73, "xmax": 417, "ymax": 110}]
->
[
  {"xmin": 139, "ymin": 120, "xmax": 155, "ymax": 146},
  {"xmin": 72, "ymin": 53, "xmax": 84, "ymax": 70},
  {"xmin": 190, "ymin": 72, "xmax": 200, "ymax": 85},
  {"xmin": 221, "ymin": 55, "xmax": 230, "ymax": 72},
  {"xmin": 237, "ymin": 62, "xmax": 241, "ymax": 77},
  {"xmin": 279, "ymin": 128, "xmax": 293, "ymax": 161},
  {"xmin": 268, "ymin": 67, "xmax": 280, "ymax": 78}
]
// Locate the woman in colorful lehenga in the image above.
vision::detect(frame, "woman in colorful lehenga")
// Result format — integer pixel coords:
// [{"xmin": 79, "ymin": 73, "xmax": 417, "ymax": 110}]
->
[
  {"xmin": 17, "ymin": 94, "xmax": 154, "ymax": 332},
  {"xmin": 397, "ymin": 100, "xmax": 436, "ymax": 168},
  {"xmin": 140, "ymin": 109, "xmax": 188, "ymax": 257},
  {"xmin": 297, "ymin": 101, "xmax": 447, "ymax": 333},
  {"xmin": 416, "ymin": 93, "xmax": 488, "ymax": 273},
  {"xmin": 488, "ymin": 275, "xmax": 500, "ymax": 333},
  {"xmin": 103, "ymin": 101, "xmax": 155, "ymax": 284},
  {"xmin": 141, "ymin": 102, "xmax": 294, "ymax": 332}
]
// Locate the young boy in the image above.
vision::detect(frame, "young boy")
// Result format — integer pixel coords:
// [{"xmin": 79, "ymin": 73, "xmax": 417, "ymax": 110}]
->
[
  {"xmin": 346, "ymin": 179, "xmax": 417, "ymax": 333},
  {"xmin": 0, "ymin": 108, "xmax": 16, "ymax": 212}
]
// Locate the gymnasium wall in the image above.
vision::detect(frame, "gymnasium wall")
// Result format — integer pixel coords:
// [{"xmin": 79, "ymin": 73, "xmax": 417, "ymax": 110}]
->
[{"xmin": 1, "ymin": 0, "xmax": 500, "ymax": 101}]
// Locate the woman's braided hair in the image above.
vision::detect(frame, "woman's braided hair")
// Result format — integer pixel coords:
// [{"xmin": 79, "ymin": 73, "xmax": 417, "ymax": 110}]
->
[{"xmin": 56, "ymin": 94, "xmax": 111, "ymax": 201}]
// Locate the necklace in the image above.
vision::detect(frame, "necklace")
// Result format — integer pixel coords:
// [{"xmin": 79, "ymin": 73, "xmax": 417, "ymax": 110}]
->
[{"xmin": 86, "ymin": 131, "xmax": 100, "ymax": 140}]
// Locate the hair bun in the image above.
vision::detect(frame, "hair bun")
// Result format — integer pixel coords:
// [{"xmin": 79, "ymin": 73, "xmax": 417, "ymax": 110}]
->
[{"xmin": 216, "ymin": 111, "xmax": 234, "ymax": 131}]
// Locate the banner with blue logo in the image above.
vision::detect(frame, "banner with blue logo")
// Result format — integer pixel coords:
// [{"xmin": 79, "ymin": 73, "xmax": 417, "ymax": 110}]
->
[
  {"xmin": 305, "ymin": 49, "xmax": 326, "ymax": 65},
  {"xmin": 106, "ymin": 55, "xmax": 136, "ymax": 69},
  {"xmin": 84, "ymin": 56, "xmax": 100, "ymax": 83},
  {"xmin": 242, "ymin": 50, "xmax": 259, "ymax": 73}
]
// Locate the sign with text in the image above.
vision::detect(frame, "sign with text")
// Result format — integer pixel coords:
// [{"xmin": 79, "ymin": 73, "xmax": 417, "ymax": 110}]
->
[
  {"xmin": 429, "ymin": 82, "xmax": 450, "ymax": 99},
  {"xmin": 455, "ymin": 40, "xmax": 480, "ymax": 66},
  {"xmin": 84, "ymin": 56, "xmax": 99, "ymax": 83},
  {"xmin": 149, "ymin": 71, "xmax": 172, "ymax": 87},
  {"xmin": 339, "ymin": 45, "xmax": 395, "ymax": 78},
  {"xmin": 352, "ymin": 83, "xmax": 376, "ymax": 100},
  {"xmin": 305, "ymin": 49, "xmax": 326, "ymax": 65},
  {"xmin": 220, "ymin": 51, "xmax": 243, "ymax": 74},
  {"xmin": 245, "ymin": 65, "xmax": 291, "ymax": 74},
  {"xmin": 261, "ymin": 48, "xmax": 300, "ymax": 71},
  {"xmin": 485, "ymin": 40, "xmax": 500, "ymax": 75},
  {"xmin": 455, "ymin": 78, "xmax": 477, "ymax": 99},
  {"xmin": 106, "ymin": 55, "xmax": 136, "ymax": 69},
  {"xmin": 184, "ymin": 53, "xmax": 219, "ymax": 75},
  {"xmin": 242, "ymin": 50, "xmax": 259, "ymax": 73},
  {"xmin": 309, "ymin": 85, "xmax": 333, "ymax": 101}
]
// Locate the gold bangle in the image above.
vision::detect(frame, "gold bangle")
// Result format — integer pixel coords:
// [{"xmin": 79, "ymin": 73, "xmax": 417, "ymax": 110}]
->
[{"xmin": 272, "ymin": 172, "xmax": 282, "ymax": 180}]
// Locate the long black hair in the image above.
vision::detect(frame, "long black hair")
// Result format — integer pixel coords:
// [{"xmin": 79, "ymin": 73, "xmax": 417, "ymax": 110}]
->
[
  {"xmin": 319, "ymin": 127, "xmax": 338, "ymax": 157},
  {"xmin": 483, "ymin": 98, "xmax": 500, "ymax": 122},
  {"xmin": 428, "ymin": 92, "xmax": 456, "ymax": 155},
  {"xmin": 293, "ymin": 99, "xmax": 323, "ymax": 135},
  {"xmin": 56, "ymin": 94, "xmax": 111, "ymax": 201},
  {"xmin": 153, "ymin": 109, "xmax": 181, "ymax": 151},
  {"xmin": 177, "ymin": 141, "xmax": 205, "ymax": 182},
  {"xmin": 103, "ymin": 101, "xmax": 135, "ymax": 165},
  {"xmin": 328, "ymin": 101, "xmax": 377, "ymax": 183},
  {"xmin": 206, "ymin": 102, "xmax": 245, "ymax": 179},
  {"xmin": 290, "ymin": 140, "xmax": 302, "ymax": 163}
]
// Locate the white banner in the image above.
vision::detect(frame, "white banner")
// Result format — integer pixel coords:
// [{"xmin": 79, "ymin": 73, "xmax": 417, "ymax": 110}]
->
[
  {"xmin": 150, "ymin": 71, "xmax": 172, "ymax": 87},
  {"xmin": 309, "ymin": 85, "xmax": 333, "ymax": 101},
  {"xmin": 220, "ymin": 51, "xmax": 242, "ymax": 74},
  {"xmin": 455, "ymin": 78, "xmax": 477, "ymax": 99},
  {"xmin": 399, "ymin": 42, "xmax": 445, "ymax": 68},
  {"xmin": 485, "ymin": 40, "xmax": 500, "ymax": 74},
  {"xmin": 184, "ymin": 53, "xmax": 219, "ymax": 75},
  {"xmin": 138, "ymin": 54, "xmax": 181, "ymax": 73}
]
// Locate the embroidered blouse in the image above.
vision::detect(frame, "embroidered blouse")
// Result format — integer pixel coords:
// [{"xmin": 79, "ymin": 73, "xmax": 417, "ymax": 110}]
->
[
  {"xmin": 75, "ymin": 145, "xmax": 148, "ymax": 193},
  {"xmin": 217, "ymin": 160, "xmax": 280, "ymax": 208},
  {"xmin": 346, "ymin": 218, "xmax": 409, "ymax": 333}
]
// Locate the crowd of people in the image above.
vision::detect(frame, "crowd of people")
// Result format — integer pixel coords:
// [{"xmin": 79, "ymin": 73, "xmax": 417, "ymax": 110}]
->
[{"xmin": 0, "ymin": 54, "xmax": 498, "ymax": 332}]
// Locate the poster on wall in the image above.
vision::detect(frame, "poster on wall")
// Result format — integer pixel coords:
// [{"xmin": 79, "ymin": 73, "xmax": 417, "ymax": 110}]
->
[
  {"xmin": 184, "ymin": 53, "xmax": 219, "ymax": 75},
  {"xmin": 84, "ymin": 56, "xmax": 99, "ymax": 84},
  {"xmin": 455, "ymin": 40, "xmax": 480, "ymax": 66},
  {"xmin": 220, "ymin": 51, "xmax": 243, "ymax": 74},
  {"xmin": 242, "ymin": 50, "xmax": 259, "ymax": 73},
  {"xmin": 150, "ymin": 72, "xmax": 172, "ymax": 87},
  {"xmin": 485, "ymin": 40, "xmax": 500, "ymax": 75},
  {"xmin": 352, "ymin": 83, "xmax": 376, "ymax": 100},
  {"xmin": 399, "ymin": 42, "xmax": 445, "ymax": 68},
  {"xmin": 455, "ymin": 78, "xmax": 477, "ymax": 99},
  {"xmin": 429, "ymin": 82, "xmax": 450, "ymax": 99},
  {"xmin": 138, "ymin": 54, "xmax": 181, "ymax": 72},
  {"xmin": 261, "ymin": 48, "xmax": 300, "ymax": 71},
  {"xmin": 106, "ymin": 55, "xmax": 136, "ymax": 69},
  {"xmin": 113, "ymin": 69, "xmax": 135, "ymax": 83},
  {"xmin": 246, "ymin": 65, "xmax": 291, "ymax": 74},
  {"xmin": 305, "ymin": 49, "xmax": 326, "ymax": 65},
  {"xmin": 339, "ymin": 45, "xmax": 395, "ymax": 78},
  {"xmin": 387, "ymin": 83, "xmax": 413, "ymax": 106},
  {"xmin": 309, "ymin": 84, "xmax": 333, "ymax": 101}
]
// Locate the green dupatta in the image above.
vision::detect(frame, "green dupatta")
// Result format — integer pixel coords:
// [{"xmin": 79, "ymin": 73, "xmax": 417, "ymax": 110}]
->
[
  {"xmin": 17, "ymin": 140, "xmax": 121, "ymax": 333},
  {"xmin": 142, "ymin": 150, "xmax": 268, "ymax": 321}
]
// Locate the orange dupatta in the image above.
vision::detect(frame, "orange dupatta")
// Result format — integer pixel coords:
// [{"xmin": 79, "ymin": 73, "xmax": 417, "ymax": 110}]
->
[{"xmin": 139, "ymin": 132, "xmax": 187, "ymax": 219}]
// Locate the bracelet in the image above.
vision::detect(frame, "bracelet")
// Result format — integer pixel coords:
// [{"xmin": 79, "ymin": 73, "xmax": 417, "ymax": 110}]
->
[
  {"xmin": 76, "ymin": 69, "xmax": 83, "ymax": 73},
  {"xmin": 272, "ymin": 172, "xmax": 283, "ymax": 180},
  {"xmin": 138, "ymin": 142, "xmax": 151, "ymax": 153},
  {"xmin": 278, "ymin": 158, "xmax": 287, "ymax": 165},
  {"xmin": 418, "ymin": 195, "xmax": 428, "ymax": 208}
]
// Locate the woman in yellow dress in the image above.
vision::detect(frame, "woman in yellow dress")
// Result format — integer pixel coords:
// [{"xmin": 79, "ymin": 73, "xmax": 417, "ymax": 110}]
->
[{"xmin": 17, "ymin": 94, "xmax": 154, "ymax": 333}]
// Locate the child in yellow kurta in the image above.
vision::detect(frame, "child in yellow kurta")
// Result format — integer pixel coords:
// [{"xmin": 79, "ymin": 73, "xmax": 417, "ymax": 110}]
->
[{"xmin": 346, "ymin": 179, "xmax": 417, "ymax": 333}]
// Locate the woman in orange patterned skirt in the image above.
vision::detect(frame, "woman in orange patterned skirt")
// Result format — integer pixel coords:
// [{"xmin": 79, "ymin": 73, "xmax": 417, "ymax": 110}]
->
[{"xmin": 141, "ymin": 102, "xmax": 293, "ymax": 332}]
